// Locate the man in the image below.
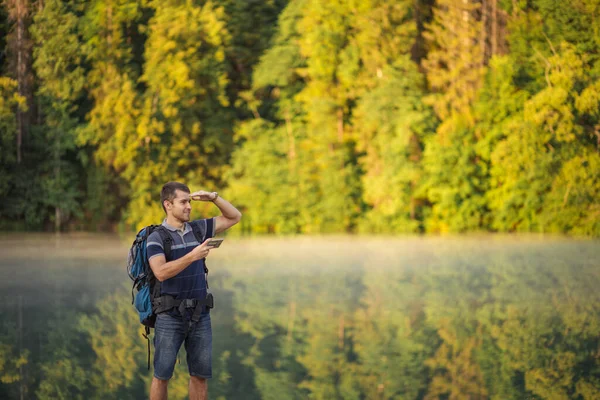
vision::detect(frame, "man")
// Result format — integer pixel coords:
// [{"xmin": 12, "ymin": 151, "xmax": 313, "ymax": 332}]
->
[{"xmin": 146, "ymin": 181, "xmax": 242, "ymax": 400}]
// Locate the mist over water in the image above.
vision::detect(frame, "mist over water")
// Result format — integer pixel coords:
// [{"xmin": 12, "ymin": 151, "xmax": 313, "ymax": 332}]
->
[{"xmin": 1, "ymin": 234, "xmax": 599, "ymax": 399}]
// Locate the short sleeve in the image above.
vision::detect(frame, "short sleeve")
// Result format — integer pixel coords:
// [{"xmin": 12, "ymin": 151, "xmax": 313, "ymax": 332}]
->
[
  {"xmin": 191, "ymin": 218, "xmax": 215, "ymax": 243},
  {"xmin": 146, "ymin": 231, "xmax": 165, "ymax": 260},
  {"xmin": 205, "ymin": 217, "xmax": 216, "ymax": 240}
]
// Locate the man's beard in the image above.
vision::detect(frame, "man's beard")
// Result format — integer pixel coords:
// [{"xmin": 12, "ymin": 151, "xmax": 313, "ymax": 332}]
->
[{"xmin": 175, "ymin": 210, "xmax": 191, "ymax": 222}]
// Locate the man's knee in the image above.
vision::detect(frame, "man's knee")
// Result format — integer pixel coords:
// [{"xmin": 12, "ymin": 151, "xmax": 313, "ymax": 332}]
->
[
  {"xmin": 152, "ymin": 376, "xmax": 169, "ymax": 386},
  {"xmin": 190, "ymin": 375, "xmax": 207, "ymax": 384},
  {"xmin": 150, "ymin": 377, "xmax": 169, "ymax": 400}
]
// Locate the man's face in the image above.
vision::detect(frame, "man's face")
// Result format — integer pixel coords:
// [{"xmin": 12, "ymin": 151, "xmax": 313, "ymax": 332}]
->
[{"xmin": 166, "ymin": 189, "xmax": 192, "ymax": 222}]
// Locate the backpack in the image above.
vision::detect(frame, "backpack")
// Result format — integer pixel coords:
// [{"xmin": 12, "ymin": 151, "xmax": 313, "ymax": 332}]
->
[
  {"xmin": 127, "ymin": 225, "xmax": 173, "ymax": 328},
  {"xmin": 127, "ymin": 221, "xmax": 213, "ymax": 369}
]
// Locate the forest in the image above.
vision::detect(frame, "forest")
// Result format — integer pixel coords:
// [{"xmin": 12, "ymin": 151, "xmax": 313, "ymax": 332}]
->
[{"xmin": 0, "ymin": 0, "xmax": 599, "ymax": 236}]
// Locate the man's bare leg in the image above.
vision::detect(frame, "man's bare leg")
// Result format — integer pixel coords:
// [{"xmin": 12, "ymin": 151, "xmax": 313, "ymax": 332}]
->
[
  {"xmin": 189, "ymin": 376, "xmax": 208, "ymax": 400},
  {"xmin": 150, "ymin": 377, "xmax": 168, "ymax": 400}
]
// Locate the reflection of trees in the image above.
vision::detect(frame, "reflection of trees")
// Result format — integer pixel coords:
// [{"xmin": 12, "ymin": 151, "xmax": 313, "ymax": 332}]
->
[
  {"xmin": 295, "ymin": 272, "xmax": 365, "ymax": 400},
  {"xmin": 217, "ymin": 264, "xmax": 309, "ymax": 400},
  {"xmin": 219, "ymin": 241, "xmax": 600, "ymax": 399},
  {"xmin": 0, "ymin": 338, "xmax": 28, "ymax": 399},
  {"xmin": 35, "ymin": 284, "xmax": 188, "ymax": 400},
  {"xmin": 485, "ymin": 247, "xmax": 600, "ymax": 400},
  {"xmin": 421, "ymin": 257, "xmax": 491, "ymax": 400},
  {"xmin": 417, "ymin": 243, "xmax": 600, "ymax": 400},
  {"xmin": 33, "ymin": 285, "xmax": 147, "ymax": 400},
  {"xmin": 1, "ymin": 240, "xmax": 599, "ymax": 399},
  {"xmin": 79, "ymin": 289, "xmax": 149, "ymax": 399},
  {"xmin": 353, "ymin": 266, "xmax": 432, "ymax": 399},
  {"xmin": 0, "ymin": 298, "xmax": 29, "ymax": 400}
]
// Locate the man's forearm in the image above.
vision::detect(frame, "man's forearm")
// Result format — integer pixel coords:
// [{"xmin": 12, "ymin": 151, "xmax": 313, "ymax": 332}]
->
[
  {"xmin": 154, "ymin": 253, "xmax": 195, "ymax": 282},
  {"xmin": 213, "ymin": 196, "xmax": 242, "ymax": 220}
]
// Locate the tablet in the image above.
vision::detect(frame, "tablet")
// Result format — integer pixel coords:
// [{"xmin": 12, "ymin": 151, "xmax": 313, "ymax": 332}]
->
[{"xmin": 206, "ymin": 238, "xmax": 224, "ymax": 248}]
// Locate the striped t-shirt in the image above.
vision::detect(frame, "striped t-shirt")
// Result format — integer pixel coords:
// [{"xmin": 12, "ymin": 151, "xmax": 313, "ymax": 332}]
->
[{"xmin": 146, "ymin": 218, "xmax": 215, "ymax": 307}]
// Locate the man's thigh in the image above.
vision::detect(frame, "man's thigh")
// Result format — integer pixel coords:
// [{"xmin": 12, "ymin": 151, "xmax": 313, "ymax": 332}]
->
[
  {"xmin": 153, "ymin": 313, "xmax": 186, "ymax": 380},
  {"xmin": 185, "ymin": 312, "xmax": 212, "ymax": 378}
]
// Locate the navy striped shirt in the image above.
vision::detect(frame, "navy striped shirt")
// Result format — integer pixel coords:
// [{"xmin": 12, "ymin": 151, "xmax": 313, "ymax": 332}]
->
[{"xmin": 146, "ymin": 218, "xmax": 215, "ymax": 304}]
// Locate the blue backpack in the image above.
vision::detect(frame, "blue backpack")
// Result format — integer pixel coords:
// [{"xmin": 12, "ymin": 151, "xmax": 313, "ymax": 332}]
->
[{"xmin": 127, "ymin": 225, "xmax": 173, "ymax": 328}]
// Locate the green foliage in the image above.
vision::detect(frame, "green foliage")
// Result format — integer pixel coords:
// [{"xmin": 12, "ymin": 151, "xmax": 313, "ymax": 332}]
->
[
  {"xmin": 421, "ymin": 117, "xmax": 488, "ymax": 233},
  {"xmin": 221, "ymin": 0, "xmax": 288, "ymax": 97},
  {"xmin": 354, "ymin": 59, "xmax": 434, "ymax": 233},
  {"xmin": 0, "ymin": 0, "xmax": 598, "ymax": 236},
  {"xmin": 30, "ymin": 0, "xmax": 89, "ymax": 229},
  {"xmin": 0, "ymin": 343, "xmax": 28, "ymax": 387},
  {"xmin": 0, "ymin": 77, "xmax": 25, "ymax": 197},
  {"xmin": 226, "ymin": 119, "xmax": 304, "ymax": 233},
  {"xmin": 486, "ymin": 43, "xmax": 600, "ymax": 234},
  {"xmin": 419, "ymin": 0, "xmax": 488, "ymax": 233},
  {"xmin": 422, "ymin": 0, "xmax": 484, "ymax": 121},
  {"xmin": 0, "ymin": 77, "xmax": 52, "ymax": 231},
  {"xmin": 540, "ymin": 150, "xmax": 600, "ymax": 236}
]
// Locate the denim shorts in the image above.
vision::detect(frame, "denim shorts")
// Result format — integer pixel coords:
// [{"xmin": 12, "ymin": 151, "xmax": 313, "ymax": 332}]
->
[{"xmin": 153, "ymin": 312, "xmax": 212, "ymax": 380}]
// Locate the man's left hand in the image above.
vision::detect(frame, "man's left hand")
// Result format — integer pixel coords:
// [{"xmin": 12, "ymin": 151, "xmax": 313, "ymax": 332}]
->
[{"xmin": 190, "ymin": 191, "xmax": 218, "ymax": 201}]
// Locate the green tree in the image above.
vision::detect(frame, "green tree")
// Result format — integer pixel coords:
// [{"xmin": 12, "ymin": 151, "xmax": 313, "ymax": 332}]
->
[
  {"xmin": 354, "ymin": 60, "xmax": 434, "ymax": 233},
  {"xmin": 293, "ymin": 0, "xmax": 365, "ymax": 233},
  {"xmin": 420, "ymin": 0, "xmax": 489, "ymax": 233},
  {"xmin": 0, "ymin": 76, "xmax": 29, "ymax": 229},
  {"xmin": 31, "ymin": 0, "xmax": 87, "ymax": 231},
  {"xmin": 488, "ymin": 44, "xmax": 600, "ymax": 234},
  {"xmin": 127, "ymin": 0, "xmax": 232, "ymax": 228},
  {"xmin": 348, "ymin": 0, "xmax": 434, "ymax": 234},
  {"xmin": 0, "ymin": 77, "xmax": 25, "ymax": 195},
  {"xmin": 225, "ymin": 0, "xmax": 309, "ymax": 234}
]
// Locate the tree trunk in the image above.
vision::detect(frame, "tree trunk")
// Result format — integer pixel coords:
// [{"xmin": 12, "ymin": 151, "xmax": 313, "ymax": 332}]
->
[
  {"xmin": 106, "ymin": 4, "xmax": 113, "ymax": 47},
  {"xmin": 18, "ymin": 295, "xmax": 24, "ymax": 400},
  {"xmin": 337, "ymin": 107, "xmax": 344, "ymax": 142},
  {"xmin": 491, "ymin": 0, "xmax": 498, "ymax": 55},
  {"xmin": 7, "ymin": 0, "xmax": 32, "ymax": 164},
  {"xmin": 55, "ymin": 135, "xmax": 61, "ymax": 232},
  {"xmin": 285, "ymin": 108, "xmax": 296, "ymax": 160},
  {"xmin": 480, "ymin": 0, "xmax": 488, "ymax": 67},
  {"xmin": 16, "ymin": 0, "xmax": 24, "ymax": 163}
]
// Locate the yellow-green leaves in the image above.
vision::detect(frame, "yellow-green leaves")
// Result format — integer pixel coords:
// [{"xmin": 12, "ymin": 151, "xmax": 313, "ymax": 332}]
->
[{"xmin": 2, "ymin": 0, "xmax": 599, "ymax": 235}]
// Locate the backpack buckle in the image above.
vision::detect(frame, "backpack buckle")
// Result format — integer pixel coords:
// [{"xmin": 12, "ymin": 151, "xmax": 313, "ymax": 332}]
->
[{"xmin": 177, "ymin": 298, "xmax": 196, "ymax": 316}]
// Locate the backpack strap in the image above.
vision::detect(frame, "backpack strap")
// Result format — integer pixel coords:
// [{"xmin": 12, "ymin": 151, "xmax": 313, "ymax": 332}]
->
[
  {"xmin": 190, "ymin": 219, "xmax": 212, "ymax": 288},
  {"xmin": 150, "ymin": 226, "xmax": 173, "ymax": 304},
  {"xmin": 155, "ymin": 226, "xmax": 173, "ymax": 261},
  {"xmin": 190, "ymin": 293, "xmax": 213, "ymax": 322},
  {"xmin": 153, "ymin": 295, "xmax": 181, "ymax": 314},
  {"xmin": 131, "ymin": 225, "xmax": 175, "ymax": 370},
  {"xmin": 142, "ymin": 326, "xmax": 151, "ymax": 370}
]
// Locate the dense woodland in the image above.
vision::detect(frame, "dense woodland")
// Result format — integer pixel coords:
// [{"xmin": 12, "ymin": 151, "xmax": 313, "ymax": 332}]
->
[{"xmin": 0, "ymin": 0, "xmax": 599, "ymax": 235}]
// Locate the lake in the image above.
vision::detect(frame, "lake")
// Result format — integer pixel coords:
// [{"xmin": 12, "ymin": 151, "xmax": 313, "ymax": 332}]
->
[{"xmin": 1, "ymin": 234, "xmax": 599, "ymax": 399}]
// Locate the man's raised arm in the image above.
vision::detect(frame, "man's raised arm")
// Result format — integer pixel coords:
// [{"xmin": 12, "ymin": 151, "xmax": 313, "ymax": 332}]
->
[{"xmin": 191, "ymin": 191, "xmax": 242, "ymax": 234}]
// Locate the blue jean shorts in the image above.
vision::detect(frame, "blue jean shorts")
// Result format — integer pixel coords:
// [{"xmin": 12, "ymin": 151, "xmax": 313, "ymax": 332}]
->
[{"xmin": 153, "ymin": 312, "xmax": 212, "ymax": 380}]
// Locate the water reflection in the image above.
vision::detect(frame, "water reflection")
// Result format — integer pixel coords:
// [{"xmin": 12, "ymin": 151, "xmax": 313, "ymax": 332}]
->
[{"xmin": 0, "ymin": 235, "xmax": 599, "ymax": 399}]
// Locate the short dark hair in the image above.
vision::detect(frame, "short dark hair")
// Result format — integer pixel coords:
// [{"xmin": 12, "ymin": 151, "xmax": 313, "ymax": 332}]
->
[{"xmin": 161, "ymin": 182, "xmax": 190, "ymax": 213}]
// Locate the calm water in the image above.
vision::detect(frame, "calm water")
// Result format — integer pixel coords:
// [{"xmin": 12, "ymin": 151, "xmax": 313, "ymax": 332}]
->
[{"xmin": 0, "ymin": 234, "xmax": 599, "ymax": 400}]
